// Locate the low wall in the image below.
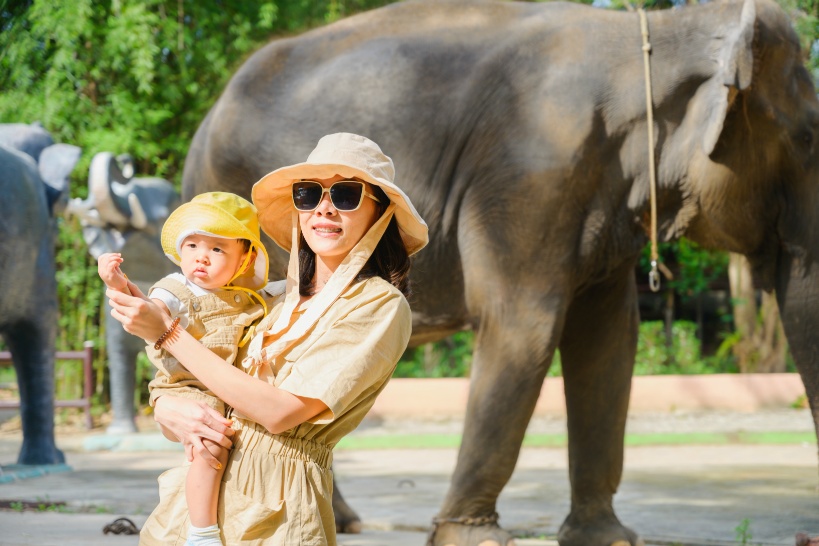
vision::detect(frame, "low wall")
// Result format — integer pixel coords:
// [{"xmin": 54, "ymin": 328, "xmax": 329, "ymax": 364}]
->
[{"xmin": 370, "ymin": 374, "xmax": 806, "ymax": 419}]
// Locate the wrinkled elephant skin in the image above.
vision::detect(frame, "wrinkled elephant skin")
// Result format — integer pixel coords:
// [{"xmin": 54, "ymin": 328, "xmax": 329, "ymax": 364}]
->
[{"xmin": 181, "ymin": 1, "xmax": 819, "ymax": 544}]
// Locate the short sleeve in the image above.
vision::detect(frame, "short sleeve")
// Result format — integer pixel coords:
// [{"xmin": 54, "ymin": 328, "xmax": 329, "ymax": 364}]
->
[
  {"xmin": 277, "ymin": 285, "xmax": 411, "ymax": 424},
  {"xmin": 148, "ymin": 287, "xmax": 190, "ymax": 329}
]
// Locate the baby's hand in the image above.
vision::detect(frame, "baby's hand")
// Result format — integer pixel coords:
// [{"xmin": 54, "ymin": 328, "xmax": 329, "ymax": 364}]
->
[{"xmin": 98, "ymin": 253, "xmax": 131, "ymax": 294}]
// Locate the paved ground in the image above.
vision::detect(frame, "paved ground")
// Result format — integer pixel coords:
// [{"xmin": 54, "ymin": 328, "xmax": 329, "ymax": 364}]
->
[{"xmin": 0, "ymin": 409, "xmax": 817, "ymax": 546}]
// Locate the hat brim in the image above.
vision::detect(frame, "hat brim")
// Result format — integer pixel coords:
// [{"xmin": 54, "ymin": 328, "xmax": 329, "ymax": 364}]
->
[
  {"xmin": 161, "ymin": 202, "xmax": 270, "ymax": 290},
  {"xmin": 252, "ymin": 162, "xmax": 428, "ymax": 256}
]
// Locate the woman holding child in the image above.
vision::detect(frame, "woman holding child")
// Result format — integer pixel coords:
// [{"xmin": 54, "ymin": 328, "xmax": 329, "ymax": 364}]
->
[{"xmin": 107, "ymin": 133, "xmax": 428, "ymax": 545}]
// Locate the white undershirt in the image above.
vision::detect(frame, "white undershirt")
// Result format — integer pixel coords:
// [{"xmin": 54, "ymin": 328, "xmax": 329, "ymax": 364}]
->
[{"xmin": 148, "ymin": 272, "xmax": 210, "ymax": 329}]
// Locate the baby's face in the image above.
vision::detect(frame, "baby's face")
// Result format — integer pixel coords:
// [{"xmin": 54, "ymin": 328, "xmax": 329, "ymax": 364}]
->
[{"xmin": 178, "ymin": 234, "xmax": 247, "ymax": 290}]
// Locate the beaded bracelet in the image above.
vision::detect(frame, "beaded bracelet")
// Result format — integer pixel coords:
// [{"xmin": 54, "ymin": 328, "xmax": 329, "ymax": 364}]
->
[{"xmin": 154, "ymin": 317, "xmax": 181, "ymax": 350}]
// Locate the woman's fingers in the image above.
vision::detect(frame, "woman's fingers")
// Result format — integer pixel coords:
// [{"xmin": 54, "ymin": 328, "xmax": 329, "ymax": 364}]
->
[
  {"xmin": 190, "ymin": 436, "xmax": 221, "ymax": 468},
  {"xmin": 124, "ymin": 278, "xmax": 147, "ymax": 300},
  {"xmin": 195, "ymin": 409, "xmax": 234, "ymax": 450}
]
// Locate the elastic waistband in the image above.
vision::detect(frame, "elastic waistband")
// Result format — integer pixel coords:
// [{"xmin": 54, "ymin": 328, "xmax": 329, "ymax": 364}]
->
[{"xmin": 231, "ymin": 418, "xmax": 332, "ymax": 469}]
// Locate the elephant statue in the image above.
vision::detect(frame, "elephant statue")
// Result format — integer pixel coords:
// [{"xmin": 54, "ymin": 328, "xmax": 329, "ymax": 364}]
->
[
  {"xmin": 0, "ymin": 122, "xmax": 76, "ymax": 216},
  {"xmin": 180, "ymin": 0, "xmax": 819, "ymax": 545},
  {"xmin": 0, "ymin": 122, "xmax": 55, "ymax": 162},
  {"xmin": 0, "ymin": 130, "xmax": 80, "ymax": 465},
  {"xmin": 66, "ymin": 152, "xmax": 179, "ymax": 434}
]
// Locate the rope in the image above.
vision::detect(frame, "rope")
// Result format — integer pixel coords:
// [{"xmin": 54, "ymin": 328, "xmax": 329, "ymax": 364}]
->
[
  {"xmin": 426, "ymin": 512, "xmax": 500, "ymax": 546},
  {"xmin": 638, "ymin": 8, "xmax": 667, "ymax": 293}
]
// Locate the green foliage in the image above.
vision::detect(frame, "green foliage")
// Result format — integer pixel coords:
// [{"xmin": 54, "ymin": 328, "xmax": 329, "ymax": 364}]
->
[
  {"xmin": 395, "ymin": 331, "xmax": 474, "ymax": 378},
  {"xmin": 639, "ymin": 238, "xmax": 729, "ymax": 302},
  {"xmin": 0, "ymin": 0, "xmax": 394, "ymax": 183},
  {"xmin": 395, "ymin": 321, "xmax": 735, "ymax": 378},
  {"xmin": 635, "ymin": 320, "xmax": 735, "ymax": 375}
]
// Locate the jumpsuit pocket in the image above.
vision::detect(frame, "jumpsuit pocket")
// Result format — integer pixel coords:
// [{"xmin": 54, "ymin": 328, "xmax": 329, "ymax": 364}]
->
[
  {"xmin": 221, "ymin": 480, "xmax": 286, "ymax": 541},
  {"xmin": 140, "ymin": 466, "xmax": 189, "ymax": 546}
]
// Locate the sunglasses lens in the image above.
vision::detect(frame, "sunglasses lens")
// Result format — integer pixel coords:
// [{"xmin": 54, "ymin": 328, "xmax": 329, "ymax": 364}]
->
[
  {"xmin": 293, "ymin": 182, "xmax": 322, "ymax": 211},
  {"xmin": 329, "ymin": 182, "xmax": 363, "ymax": 211}
]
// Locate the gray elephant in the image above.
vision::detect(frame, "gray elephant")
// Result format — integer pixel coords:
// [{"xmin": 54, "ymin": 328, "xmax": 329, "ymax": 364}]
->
[
  {"xmin": 181, "ymin": 0, "xmax": 819, "ymax": 545},
  {"xmin": 66, "ymin": 152, "xmax": 178, "ymax": 434},
  {"xmin": 0, "ymin": 131, "xmax": 80, "ymax": 465}
]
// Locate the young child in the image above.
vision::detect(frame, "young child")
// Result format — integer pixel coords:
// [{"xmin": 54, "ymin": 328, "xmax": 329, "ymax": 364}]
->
[{"xmin": 98, "ymin": 192, "xmax": 270, "ymax": 546}]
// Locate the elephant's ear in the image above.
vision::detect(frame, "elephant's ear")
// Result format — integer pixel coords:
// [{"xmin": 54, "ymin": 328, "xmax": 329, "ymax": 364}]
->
[
  {"xmin": 38, "ymin": 143, "xmax": 81, "ymax": 215},
  {"xmin": 702, "ymin": 0, "xmax": 756, "ymax": 156}
]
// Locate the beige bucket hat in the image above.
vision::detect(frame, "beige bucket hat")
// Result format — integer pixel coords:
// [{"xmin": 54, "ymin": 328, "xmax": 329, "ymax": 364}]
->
[
  {"xmin": 161, "ymin": 192, "xmax": 270, "ymax": 290},
  {"xmin": 251, "ymin": 132, "xmax": 428, "ymax": 256}
]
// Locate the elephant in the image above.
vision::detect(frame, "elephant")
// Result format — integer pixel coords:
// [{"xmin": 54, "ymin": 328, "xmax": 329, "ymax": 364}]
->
[
  {"xmin": 0, "ymin": 134, "xmax": 80, "ymax": 465},
  {"xmin": 179, "ymin": 0, "xmax": 819, "ymax": 544},
  {"xmin": 66, "ymin": 152, "xmax": 179, "ymax": 434}
]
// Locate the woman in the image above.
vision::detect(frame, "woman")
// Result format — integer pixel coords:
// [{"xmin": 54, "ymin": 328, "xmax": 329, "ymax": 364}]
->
[{"xmin": 107, "ymin": 132, "xmax": 428, "ymax": 545}]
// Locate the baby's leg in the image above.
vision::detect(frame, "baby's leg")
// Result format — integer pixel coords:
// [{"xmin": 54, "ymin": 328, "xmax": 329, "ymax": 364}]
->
[{"xmin": 185, "ymin": 439, "xmax": 229, "ymax": 545}]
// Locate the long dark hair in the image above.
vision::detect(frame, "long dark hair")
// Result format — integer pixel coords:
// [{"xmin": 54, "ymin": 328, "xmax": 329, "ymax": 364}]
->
[{"xmin": 299, "ymin": 185, "xmax": 412, "ymax": 297}]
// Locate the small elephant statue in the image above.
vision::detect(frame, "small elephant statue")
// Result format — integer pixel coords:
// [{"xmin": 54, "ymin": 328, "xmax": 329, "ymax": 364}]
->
[
  {"xmin": 66, "ymin": 152, "xmax": 179, "ymax": 434},
  {"xmin": 0, "ymin": 123, "xmax": 81, "ymax": 464}
]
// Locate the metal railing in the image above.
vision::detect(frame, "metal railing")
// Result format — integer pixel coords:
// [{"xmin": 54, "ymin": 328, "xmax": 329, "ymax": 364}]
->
[{"xmin": 0, "ymin": 341, "xmax": 95, "ymax": 430}]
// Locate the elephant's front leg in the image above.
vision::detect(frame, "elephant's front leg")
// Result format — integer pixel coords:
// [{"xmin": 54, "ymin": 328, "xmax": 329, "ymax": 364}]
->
[
  {"xmin": 429, "ymin": 293, "xmax": 563, "ymax": 546},
  {"xmin": 557, "ymin": 264, "xmax": 642, "ymax": 546}
]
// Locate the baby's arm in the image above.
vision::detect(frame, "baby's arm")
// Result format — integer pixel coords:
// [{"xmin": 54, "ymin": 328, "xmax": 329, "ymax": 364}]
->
[{"xmin": 97, "ymin": 253, "xmax": 131, "ymax": 295}]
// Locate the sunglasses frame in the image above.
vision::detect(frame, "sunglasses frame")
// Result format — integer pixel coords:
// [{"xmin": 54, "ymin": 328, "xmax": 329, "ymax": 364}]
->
[{"xmin": 292, "ymin": 180, "xmax": 381, "ymax": 212}]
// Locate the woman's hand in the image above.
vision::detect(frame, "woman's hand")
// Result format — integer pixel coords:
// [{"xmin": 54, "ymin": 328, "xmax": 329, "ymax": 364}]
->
[
  {"xmin": 106, "ymin": 286, "xmax": 171, "ymax": 342},
  {"xmin": 153, "ymin": 396, "xmax": 235, "ymax": 467}
]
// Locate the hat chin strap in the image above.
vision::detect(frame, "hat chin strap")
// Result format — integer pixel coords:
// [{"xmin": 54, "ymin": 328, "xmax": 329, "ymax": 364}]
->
[
  {"xmin": 221, "ymin": 246, "xmax": 268, "ymax": 346},
  {"xmin": 241, "ymin": 203, "xmax": 397, "ymax": 370}
]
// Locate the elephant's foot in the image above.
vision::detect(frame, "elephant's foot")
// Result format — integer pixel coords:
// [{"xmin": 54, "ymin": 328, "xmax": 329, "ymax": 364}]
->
[
  {"xmin": 332, "ymin": 481, "xmax": 362, "ymax": 534},
  {"xmin": 557, "ymin": 511, "xmax": 643, "ymax": 546},
  {"xmin": 17, "ymin": 438, "xmax": 65, "ymax": 465},
  {"xmin": 427, "ymin": 513, "xmax": 515, "ymax": 546},
  {"xmin": 106, "ymin": 419, "xmax": 138, "ymax": 435},
  {"xmin": 334, "ymin": 511, "xmax": 362, "ymax": 534}
]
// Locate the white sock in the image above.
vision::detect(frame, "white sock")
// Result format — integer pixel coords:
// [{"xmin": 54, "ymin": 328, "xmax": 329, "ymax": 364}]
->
[{"xmin": 184, "ymin": 523, "xmax": 223, "ymax": 546}]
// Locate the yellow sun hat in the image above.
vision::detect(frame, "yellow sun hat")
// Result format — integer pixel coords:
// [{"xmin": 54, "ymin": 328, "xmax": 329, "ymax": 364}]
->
[{"xmin": 160, "ymin": 192, "xmax": 269, "ymax": 290}]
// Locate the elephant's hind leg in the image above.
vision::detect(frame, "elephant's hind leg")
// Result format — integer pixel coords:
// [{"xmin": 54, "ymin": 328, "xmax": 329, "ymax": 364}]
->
[{"xmin": 557, "ymin": 264, "xmax": 642, "ymax": 546}]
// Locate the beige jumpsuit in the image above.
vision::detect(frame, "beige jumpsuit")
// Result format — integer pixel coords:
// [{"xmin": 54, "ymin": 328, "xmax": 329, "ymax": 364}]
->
[{"xmin": 139, "ymin": 276, "xmax": 411, "ymax": 545}]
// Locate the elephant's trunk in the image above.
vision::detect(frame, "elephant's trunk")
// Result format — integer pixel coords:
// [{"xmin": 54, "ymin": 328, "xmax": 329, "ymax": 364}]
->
[{"xmin": 775, "ymin": 247, "xmax": 819, "ymax": 458}]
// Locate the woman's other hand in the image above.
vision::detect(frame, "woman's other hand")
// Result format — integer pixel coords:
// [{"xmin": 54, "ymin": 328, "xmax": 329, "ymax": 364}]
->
[
  {"xmin": 107, "ymin": 286, "xmax": 170, "ymax": 341},
  {"xmin": 153, "ymin": 396, "xmax": 235, "ymax": 468}
]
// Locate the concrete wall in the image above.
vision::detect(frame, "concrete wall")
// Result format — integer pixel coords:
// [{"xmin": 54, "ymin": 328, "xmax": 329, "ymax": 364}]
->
[{"xmin": 370, "ymin": 374, "xmax": 807, "ymax": 419}]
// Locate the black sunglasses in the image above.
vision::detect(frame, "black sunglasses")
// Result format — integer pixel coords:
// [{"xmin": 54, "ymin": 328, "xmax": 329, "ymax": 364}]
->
[{"xmin": 292, "ymin": 180, "xmax": 381, "ymax": 212}]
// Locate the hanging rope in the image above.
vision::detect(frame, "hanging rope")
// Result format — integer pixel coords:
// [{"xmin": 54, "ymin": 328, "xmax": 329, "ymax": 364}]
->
[{"xmin": 639, "ymin": 8, "xmax": 673, "ymax": 292}]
